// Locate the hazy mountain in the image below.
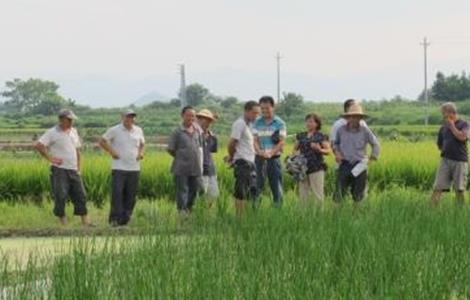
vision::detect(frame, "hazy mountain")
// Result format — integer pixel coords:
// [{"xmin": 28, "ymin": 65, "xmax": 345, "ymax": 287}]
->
[{"xmin": 133, "ymin": 91, "xmax": 171, "ymax": 107}]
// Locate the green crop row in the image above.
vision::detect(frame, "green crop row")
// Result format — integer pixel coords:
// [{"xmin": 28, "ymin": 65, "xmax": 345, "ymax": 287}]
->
[{"xmin": 0, "ymin": 141, "xmax": 441, "ymax": 206}]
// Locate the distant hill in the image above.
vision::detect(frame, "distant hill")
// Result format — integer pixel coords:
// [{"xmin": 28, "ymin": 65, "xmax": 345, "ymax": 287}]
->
[{"xmin": 133, "ymin": 91, "xmax": 171, "ymax": 107}]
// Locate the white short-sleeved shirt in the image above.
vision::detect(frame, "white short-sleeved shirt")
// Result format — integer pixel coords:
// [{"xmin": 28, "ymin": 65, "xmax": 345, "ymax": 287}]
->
[
  {"xmin": 231, "ymin": 117, "xmax": 255, "ymax": 163},
  {"xmin": 38, "ymin": 126, "xmax": 82, "ymax": 170},
  {"xmin": 102, "ymin": 124, "xmax": 145, "ymax": 171}
]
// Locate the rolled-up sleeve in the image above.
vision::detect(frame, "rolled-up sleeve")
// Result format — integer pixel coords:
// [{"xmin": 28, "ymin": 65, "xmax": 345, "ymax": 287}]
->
[{"xmin": 366, "ymin": 128, "xmax": 380, "ymax": 159}]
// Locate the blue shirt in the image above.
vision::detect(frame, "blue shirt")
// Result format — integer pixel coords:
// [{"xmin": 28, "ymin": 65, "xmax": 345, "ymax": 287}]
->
[{"xmin": 252, "ymin": 116, "xmax": 287, "ymax": 154}]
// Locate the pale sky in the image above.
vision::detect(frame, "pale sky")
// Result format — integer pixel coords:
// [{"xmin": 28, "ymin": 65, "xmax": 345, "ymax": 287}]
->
[{"xmin": 1, "ymin": 0, "xmax": 470, "ymax": 107}]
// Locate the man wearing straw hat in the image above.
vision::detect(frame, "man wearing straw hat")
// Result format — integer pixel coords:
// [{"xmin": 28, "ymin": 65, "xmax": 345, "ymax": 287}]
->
[
  {"xmin": 99, "ymin": 109, "xmax": 145, "ymax": 226},
  {"xmin": 333, "ymin": 103, "xmax": 380, "ymax": 203},
  {"xmin": 196, "ymin": 109, "xmax": 220, "ymax": 204},
  {"xmin": 330, "ymin": 99, "xmax": 368, "ymax": 146},
  {"xmin": 35, "ymin": 109, "xmax": 93, "ymax": 226}
]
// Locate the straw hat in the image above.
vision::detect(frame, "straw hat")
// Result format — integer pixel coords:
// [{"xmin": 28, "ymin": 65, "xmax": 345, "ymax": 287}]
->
[
  {"xmin": 342, "ymin": 104, "xmax": 367, "ymax": 118},
  {"xmin": 196, "ymin": 109, "xmax": 216, "ymax": 121}
]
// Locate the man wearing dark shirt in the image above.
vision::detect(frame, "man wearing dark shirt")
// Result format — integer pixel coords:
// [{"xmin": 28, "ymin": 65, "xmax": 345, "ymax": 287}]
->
[
  {"xmin": 197, "ymin": 109, "xmax": 219, "ymax": 204},
  {"xmin": 431, "ymin": 102, "xmax": 470, "ymax": 206},
  {"xmin": 167, "ymin": 106, "xmax": 204, "ymax": 213}
]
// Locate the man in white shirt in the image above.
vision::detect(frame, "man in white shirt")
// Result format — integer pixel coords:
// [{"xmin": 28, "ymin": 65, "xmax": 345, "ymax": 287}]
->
[
  {"xmin": 99, "ymin": 109, "xmax": 145, "ymax": 226},
  {"xmin": 227, "ymin": 101, "xmax": 261, "ymax": 216},
  {"xmin": 35, "ymin": 109, "xmax": 93, "ymax": 226}
]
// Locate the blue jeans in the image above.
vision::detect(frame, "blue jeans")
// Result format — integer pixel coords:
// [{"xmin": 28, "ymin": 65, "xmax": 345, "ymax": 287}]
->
[{"xmin": 255, "ymin": 156, "xmax": 283, "ymax": 206}]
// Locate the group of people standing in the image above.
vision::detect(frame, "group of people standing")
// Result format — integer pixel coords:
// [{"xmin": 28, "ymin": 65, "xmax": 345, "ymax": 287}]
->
[
  {"xmin": 226, "ymin": 97, "xmax": 381, "ymax": 215},
  {"xmin": 168, "ymin": 96, "xmax": 381, "ymax": 217},
  {"xmin": 33, "ymin": 96, "xmax": 470, "ymax": 226}
]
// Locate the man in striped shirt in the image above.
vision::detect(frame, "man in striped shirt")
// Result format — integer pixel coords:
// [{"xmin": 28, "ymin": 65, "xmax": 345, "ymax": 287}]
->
[{"xmin": 252, "ymin": 96, "xmax": 287, "ymax": 207}]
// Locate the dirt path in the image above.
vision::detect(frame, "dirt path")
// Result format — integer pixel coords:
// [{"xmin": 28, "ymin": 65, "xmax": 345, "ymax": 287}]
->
[{"xmin": 0, "ymin": 226, "xmax": 140, "ymax": 238}]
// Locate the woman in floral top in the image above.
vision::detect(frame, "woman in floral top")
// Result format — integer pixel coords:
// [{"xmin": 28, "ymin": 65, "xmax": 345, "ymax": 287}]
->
[{"xmin": 293, "ymin": 113, "xmax": 331, "ymax": 205}]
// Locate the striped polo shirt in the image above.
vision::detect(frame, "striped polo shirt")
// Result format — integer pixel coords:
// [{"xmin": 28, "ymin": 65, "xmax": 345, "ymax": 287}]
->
[{"xmin": 252, "ymin": 115, "xmax": 287, "ymax": 154}]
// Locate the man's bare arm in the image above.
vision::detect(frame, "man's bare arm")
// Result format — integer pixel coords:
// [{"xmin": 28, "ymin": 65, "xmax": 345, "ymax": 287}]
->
[
  {"xmin": 138, "ymin": 142, "xmax": 145, "ymax": 160},
  {"xmin": 35, "ymin": 142, "xmax": 63, "ymax": 165},
  {"xmin": 77, "ymin": 149, "xmax": 81, "ymax": 172},
  {"xmin": 227, "ymin": 138, "xmax": 238, "ymax": 161},
  {"xmin": 448, "ymin": 122, "xmax": 469, "ymax": 142},
  {"xmin": 99, "ymin": 138, "xmax": 119, "ymax": 159}
]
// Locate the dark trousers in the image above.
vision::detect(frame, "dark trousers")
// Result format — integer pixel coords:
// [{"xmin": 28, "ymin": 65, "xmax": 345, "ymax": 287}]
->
[
  {"xmin": 334, "ymin": 161, "xmax": 368, "ymax": 203},
  {"xmin": 50, "ymin": 166, "xmax": 88, "ymax": 217},
  {"xmin": 255, "ymin": 156, "xmax": 283, "ymax": 206},
  {"xmin": 109, "ymin": 170, "xmax": 140, "ymax": 225},
  {"xmin": 175, "ymin": 175, "xmax": 200, "ymax": 211}
]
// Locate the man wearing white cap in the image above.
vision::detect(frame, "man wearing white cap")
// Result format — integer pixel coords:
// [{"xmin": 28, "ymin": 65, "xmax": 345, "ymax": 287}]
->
[
  {"xmin": 333, "ymin": 104, "xmax": 380, "ymax": 203},
  {"xmin": 99, "ymin": 109, "xmax": 145, "ymax": 226},
  {"xmin": 196, "ymin": 109, "xmax": 219, "ymax": 204},
  {"xmin": 35, "ymin": 109, "xmax": 93, "ymax": 226}
]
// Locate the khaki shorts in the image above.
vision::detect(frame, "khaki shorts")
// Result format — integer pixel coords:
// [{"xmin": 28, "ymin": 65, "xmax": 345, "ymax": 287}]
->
[{"xmin": 433, "ymin": 158, "xmax": 468, "ymax": 192}]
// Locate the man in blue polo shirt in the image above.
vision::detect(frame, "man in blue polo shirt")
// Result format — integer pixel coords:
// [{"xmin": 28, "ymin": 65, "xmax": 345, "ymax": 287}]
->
[{"xmin": 252, "ymin": 96, "xmax": 287, "ymax": 207}]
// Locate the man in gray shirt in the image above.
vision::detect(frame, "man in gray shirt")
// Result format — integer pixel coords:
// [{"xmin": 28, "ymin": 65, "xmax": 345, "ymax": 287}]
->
[
  {"xmin": 333, "ymin": 104, "xmax": 380, "ymax": 203},
  {"xmin": 330, "ymin": 99, "xmax": 368, "ymax": 145},
  {"xmin": 167, "ymin": 106, "xmax": 204, "ymax": 213}
]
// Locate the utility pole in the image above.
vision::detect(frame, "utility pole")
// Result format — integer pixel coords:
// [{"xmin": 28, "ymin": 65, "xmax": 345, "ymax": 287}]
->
[
  {"xmin": 178, "ymin": 64, "xmax": 186, "ymax": 108},
  {"xmin": 276, "ymin": 52, "xmax": 282, "ymax": 103},
  {"xmin": 421, "ymin": 37, "xmax": 430, "ymax": 126}
]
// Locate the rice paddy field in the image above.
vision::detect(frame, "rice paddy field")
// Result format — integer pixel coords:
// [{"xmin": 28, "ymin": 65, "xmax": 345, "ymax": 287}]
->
[
  {"xmin": 0, "ymin": 141, "xmax": 439, "ymax": 206},
  {"xmin": 2, "ymin": 140, "xmax": 470, "ymax": 299}
]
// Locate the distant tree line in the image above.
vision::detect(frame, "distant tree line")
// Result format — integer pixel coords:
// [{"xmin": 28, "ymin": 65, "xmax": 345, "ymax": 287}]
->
[
  {"xmin": 421, "ymin": 71, "xmax": 470, "ymax": 102},
  {"xmin": 0, "ymin": 78, "xmax": 86, "ymax": 116},
  {"xmin": 3, "ymin": 71, "xmax": 470, "ymax": 121}
]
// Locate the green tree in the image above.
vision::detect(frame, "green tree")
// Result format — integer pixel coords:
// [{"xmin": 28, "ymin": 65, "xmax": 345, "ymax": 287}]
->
[
  {"xmin": 181, "ymin": 83, "xmax": 209, "ymax": 106},
  {"xmin": 170, "ymin": 98, "xmax": 181, "ymax": 107},
  {"xmin": 277, "ymin": 92, "xmax": 305, "ymax": 118},
  {"xmin": 220, "ymin": 96, "xmax": 239, "ymax": 108},
  {"xmin": 1, "ymin": 78, "xmax": 66, "ymax": 114},
  {"xmin": 430, "ymin": 71, "xmax": 470, "ymax": 102}
]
